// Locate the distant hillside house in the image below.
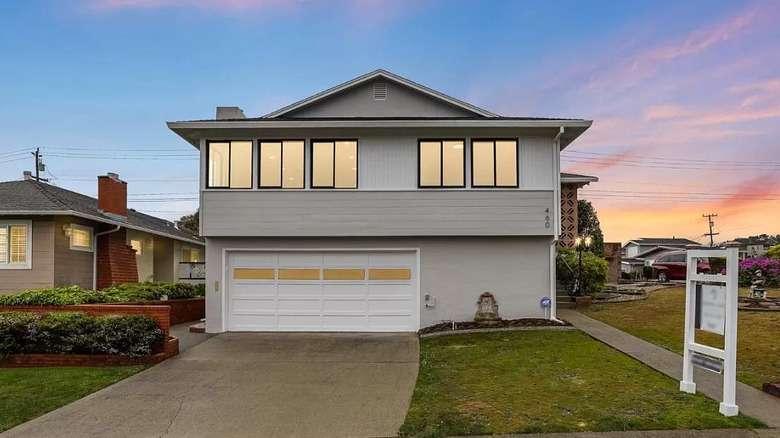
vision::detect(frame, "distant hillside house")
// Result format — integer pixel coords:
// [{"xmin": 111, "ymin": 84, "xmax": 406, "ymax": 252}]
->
[{"xmin": 621, "ymin": 237, "xmax": 699, "ymax": 273}]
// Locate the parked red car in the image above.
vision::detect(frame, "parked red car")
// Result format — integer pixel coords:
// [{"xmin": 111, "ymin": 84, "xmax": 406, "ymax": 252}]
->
[{"xmin": 652, "ymin": 251, "xmax": 710, "ymax": 282}]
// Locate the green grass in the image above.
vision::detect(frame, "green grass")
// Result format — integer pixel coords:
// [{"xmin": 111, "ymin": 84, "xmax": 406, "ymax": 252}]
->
[
  {"xmin": 584, "ymin": 287, "xmax": 780, "ymax": 389},
  {"xmin": 400, "ymin": 331, "xmax": 762, "ymax": 437},
  {"xmin": 0, "ymin": 366, "xmax": 145, "ymax": 432}
]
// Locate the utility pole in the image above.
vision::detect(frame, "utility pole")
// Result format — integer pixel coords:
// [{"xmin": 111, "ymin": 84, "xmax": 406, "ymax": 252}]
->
[
  {"xmin": 702, "ymin": 213, "xmax": 719, "ymax": 247},
  {"xmin": 30, "ymin": 148, "xmax": 49, "ymax": 182}
]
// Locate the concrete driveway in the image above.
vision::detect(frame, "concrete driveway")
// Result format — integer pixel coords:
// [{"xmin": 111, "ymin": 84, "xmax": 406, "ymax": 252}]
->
[{"xmin": 2, "ymin": 332, "xmax": 419, "ymax": 438}]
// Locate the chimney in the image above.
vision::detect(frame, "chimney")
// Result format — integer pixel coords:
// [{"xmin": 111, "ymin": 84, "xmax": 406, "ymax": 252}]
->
[
  {"xmin": 23, "ymin": 171, "xmax": 32, "ymax": 181},
  {"xmin": 97, "ymin": 172, "xmax": 127, "ymax": 218},
  {"xmin": 216, "ymin": 106, "xmax": 246, "ymax": 120}
]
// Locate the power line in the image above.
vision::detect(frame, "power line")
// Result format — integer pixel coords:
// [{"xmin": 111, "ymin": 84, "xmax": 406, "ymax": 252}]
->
[
  {"xmin": 561, "ymin": 157, "xmax": 780, "ymax": 171},
  {"xmin": 563, "ymin": 150, "xmax": 780, "ymax": 166},
  {"xmin": 580, "ymin": 188, "xmax": 780, "ymax": 199}
]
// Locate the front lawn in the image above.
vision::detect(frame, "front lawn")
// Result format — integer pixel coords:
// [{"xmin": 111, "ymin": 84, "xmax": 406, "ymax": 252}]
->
[
  {"xmin": 584, "ymin": 287, "xmax": 780, "ymax": 389},
  {"xmin": 400, "ymin": 331, "xmax": 762, "ymax": 437},
  {"xmin": 0, "ymin": 366, "xmax": 145, "ymax": 432}
]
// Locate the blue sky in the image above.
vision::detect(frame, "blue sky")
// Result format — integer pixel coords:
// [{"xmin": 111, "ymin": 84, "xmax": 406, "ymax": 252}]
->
[{"xmin": 1, "ymin": 0, "xmax": 778, "ymax": 242}]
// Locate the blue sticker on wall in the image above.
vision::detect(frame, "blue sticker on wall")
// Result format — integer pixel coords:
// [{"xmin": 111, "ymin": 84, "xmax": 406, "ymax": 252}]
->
[{"xmin": 540, "ymin": 297, "xmax": 551, "ymax": 308}]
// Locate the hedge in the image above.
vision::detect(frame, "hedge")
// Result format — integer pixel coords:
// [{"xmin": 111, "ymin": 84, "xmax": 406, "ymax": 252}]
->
[
  {"xmin": 0, "ymin": 283, "xmax": 205, "ymax": 307},
  {"xmin": 0, "ymin": 311, "xmax": 165, "ymax": 358},
  {"xmin": 556, "ymin": 247, "xmax": 609, "ymax": 297}
]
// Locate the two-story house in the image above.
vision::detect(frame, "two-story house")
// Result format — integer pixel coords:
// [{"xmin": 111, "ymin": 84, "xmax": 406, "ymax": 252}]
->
[{"xmin": 168, "ymin": 69, "xmax": 592, "ymax": 333}]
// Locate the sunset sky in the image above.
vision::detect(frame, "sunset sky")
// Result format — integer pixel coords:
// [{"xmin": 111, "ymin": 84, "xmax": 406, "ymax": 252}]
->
[{"xmin": 0, "ymin": 0, "xmax": 777, "ymax": 244}]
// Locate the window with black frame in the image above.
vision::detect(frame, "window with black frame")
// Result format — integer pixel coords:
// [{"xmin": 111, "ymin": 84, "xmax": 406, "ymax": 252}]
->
[
  {"xmin": 259, "ymin": 140, "xmax": 304, "ymax": 189},
  {"xmin": 311, "ymin": 140, "xmax": 357, "ymax": 188},
  {"xmin": 418, "ymin": 140, "xmax": 465, "ymax": 187},
  {"xmin": 471, "ymin": 139, "xmax": 518, "ymax": 187},
  {"xmin": 207, "ymin": 141, "xmax": 252, "ymax": 188}
]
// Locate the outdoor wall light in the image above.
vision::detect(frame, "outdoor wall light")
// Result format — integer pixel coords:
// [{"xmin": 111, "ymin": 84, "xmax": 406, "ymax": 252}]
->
[{"xmin": 62, "ymin": 224, "xmax": 72, "ymax": 237}]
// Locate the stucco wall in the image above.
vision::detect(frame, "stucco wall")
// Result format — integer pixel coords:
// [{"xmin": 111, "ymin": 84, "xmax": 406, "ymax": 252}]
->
[{"xmin": 204, "ymin": 236, "xmax": 552, "ymax": 333}]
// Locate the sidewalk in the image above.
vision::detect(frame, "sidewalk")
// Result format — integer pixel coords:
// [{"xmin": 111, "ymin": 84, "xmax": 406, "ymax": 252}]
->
[{"xmin": 558, "ymin": 309, "xmax": 780, "ymax": 428}]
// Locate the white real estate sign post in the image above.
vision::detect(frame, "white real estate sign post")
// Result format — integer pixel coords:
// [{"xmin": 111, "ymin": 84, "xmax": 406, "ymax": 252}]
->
[{"xmin": 680, "ymin": 242, "xmax": 740, "ymax": 416}]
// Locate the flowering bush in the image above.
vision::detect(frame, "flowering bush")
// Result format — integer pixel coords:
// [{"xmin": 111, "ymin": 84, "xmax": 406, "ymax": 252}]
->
[{"xmin": 738, "ymin": 257, "xmax": 780, "ymax": 287}]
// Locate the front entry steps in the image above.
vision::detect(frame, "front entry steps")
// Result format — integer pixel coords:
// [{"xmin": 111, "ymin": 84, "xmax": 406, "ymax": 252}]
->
[{"xmin": 556, "ymin": 282, "xmax": 575, "ymax": 309}]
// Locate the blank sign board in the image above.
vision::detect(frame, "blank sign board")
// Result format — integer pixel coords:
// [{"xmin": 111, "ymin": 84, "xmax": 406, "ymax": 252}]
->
[{"xmin": 695, "ymin": 284, "xmax": 726, "ymax": 335}]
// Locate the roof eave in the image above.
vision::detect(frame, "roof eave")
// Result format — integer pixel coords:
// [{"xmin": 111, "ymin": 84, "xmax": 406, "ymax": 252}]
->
[{"xmin": 0, "ymin": 210, "xmax": 204, "ymax": 246}]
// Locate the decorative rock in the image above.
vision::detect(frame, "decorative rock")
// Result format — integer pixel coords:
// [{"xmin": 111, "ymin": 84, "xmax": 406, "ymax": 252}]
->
[
  {"xmin": 763, "ymin": 382, "xmax": 780, "ymax": 399},
  {"xmin": 474, "ymin": 292, "xmax": 500, "ymax": 325}
]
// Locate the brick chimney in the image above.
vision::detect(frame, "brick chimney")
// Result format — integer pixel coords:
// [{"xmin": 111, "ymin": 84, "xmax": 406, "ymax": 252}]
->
[{"xmin": 97, "ymin": 172, "xmax": 127, "ymax": 218}]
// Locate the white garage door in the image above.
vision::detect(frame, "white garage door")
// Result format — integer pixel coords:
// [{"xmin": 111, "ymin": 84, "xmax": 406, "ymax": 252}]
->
[{"xmin": 227, "ymin": 251, "xmax": 418, "ymax": 332}]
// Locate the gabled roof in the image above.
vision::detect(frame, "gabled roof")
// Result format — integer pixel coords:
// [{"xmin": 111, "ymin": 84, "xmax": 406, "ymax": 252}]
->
[
  {"xmin": 263, "ymin": 69, "xmax": 498, "ymax": 119},
  {"xmin": 623, "ymin": 238, "xmax": 699, "ymax": 248},
  {"xmin": 0, "ymin": 180, "xmax": 203, "ymax": 245}
]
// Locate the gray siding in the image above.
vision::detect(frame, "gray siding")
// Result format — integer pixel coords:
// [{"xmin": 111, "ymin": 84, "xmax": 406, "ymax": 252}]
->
[
  {"xmin": 287, "ymin": 78, "xmax": 476, "ymax": 118},
  {"xmin": 202, "ymin": 190, "xmax": 554, "ymax": 237},
  {"xmin": 0, "ymin": 220, "xmax": 54, "ymax": 294},
  {"xmin": 53, "ymin": 217, "xmax": 95, "ymax": 289},
  {"xmin": 203, "ymin": 236, "xmax": 553, "ymax": 332}
]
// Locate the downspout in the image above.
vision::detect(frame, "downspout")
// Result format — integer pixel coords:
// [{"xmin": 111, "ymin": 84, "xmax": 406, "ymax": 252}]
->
[
  {"xmin": 93, "ymin": 225, "xmax": 121, "ymax": 290},
  {"xmin": 549, "ymin": 127, "xmax": 564, "ymax": 321}
]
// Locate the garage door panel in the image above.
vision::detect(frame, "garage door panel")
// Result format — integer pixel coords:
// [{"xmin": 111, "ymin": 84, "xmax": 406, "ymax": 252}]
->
[
  {"xmin": 277, "ymin": 299, "xmax": 321, "ymax": 312},
  {"xmin": 278, "ymin": 252, "xmax": 321, "ymax": 265},
  {"xmin": 278, "ymin": 314, "xmax": 321, "ymax": 328},
  {"xmin": 228, "ymin": 250, "xmax": 417, "ymax": 332},
  {"xmin": 323, "ymin": 284, "xmax": 367, "ymax": 297},
  {"xmin": 323, "ymin": 299, "xmax": 366, "ymax": 312},
  {"xmin": 234, "ymin": 252, "xmax": 277, "ymax": 266},
  {"xmin": 323, "ymin": 252, "xmax": 368, "ymax": 265},
  {"xmin": 368, "ymin": 284, "xmax": 412, "ymax": 297},
  {"xmin": 368, "ymin": 299, "xmax": 412, "ymax": 313},
  {"xmin": 278, "ymin": 284, "xmax": 321, "ymax": 297}
]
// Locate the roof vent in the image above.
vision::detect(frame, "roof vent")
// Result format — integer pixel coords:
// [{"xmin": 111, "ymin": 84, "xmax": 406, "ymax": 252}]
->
[{"xmin": 373, "ymin": 83, "xmax": 387, "ymax": 101}]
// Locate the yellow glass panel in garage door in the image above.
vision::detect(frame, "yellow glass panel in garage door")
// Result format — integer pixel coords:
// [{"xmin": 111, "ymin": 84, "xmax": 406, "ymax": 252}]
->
[
  {"xmin": 368, "ymin": 269, "xmax": 412, "ymax": 281},
  {"xmin": 323, "ymin": 268, "xmax": 366, "ymax": 280},
  {"xmin": 278, "ymin": 268, "xmax": 321, "ymax": 280},
  {"xmin": 233, "ymin": 268, "xmax": 275, "ymax": 280}
]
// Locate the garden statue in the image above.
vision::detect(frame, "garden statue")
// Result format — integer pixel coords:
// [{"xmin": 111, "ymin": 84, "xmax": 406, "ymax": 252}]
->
[
  {"xmin": 750, "ymin": 270, "xmax": 767, "ymax": 299},
  {"xmin": 475, "ymin": 292, "xmax": 500, "ymax": 325}
]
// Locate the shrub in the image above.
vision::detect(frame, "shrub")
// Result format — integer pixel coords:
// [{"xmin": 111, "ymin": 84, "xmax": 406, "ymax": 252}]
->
[
  {"xmin": 765, "ymin": 244, "xmax": 780, "ymax": 260},
  {"xmin": 103, "ymin": 282, "xmax": 205, "ymax": 302},
  {"xmin": 0, "ymin": 286, "xmax": 115, "ymax": 306},
  {"xmin": 0, "ymin": 282, "xmax": 205, "ymax": 306},
  {"xmin": 0, "ymin": 311, "xmax": 164, "ymax": 358},
  {"xmin": 709, "ymin": 257, "xmax": 726, "ymax": 276},
  {"xmin": 738, "ymin": 257, "xmax": 780, "ymax": 288},
  {"xmin": 556, "ymin": 248, "xmax": 609, "ymax": 297},
  {"xmin": 642, "ymin": 265, "xmax": 654, "ymax": 280}
]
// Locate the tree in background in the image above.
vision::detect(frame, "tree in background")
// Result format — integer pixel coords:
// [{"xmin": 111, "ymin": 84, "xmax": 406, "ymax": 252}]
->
[
  {"xmin": 178, "ymin": 209, "xmax": 199, "ymax": 234},
  {"xmin": 734, "ymin": 234, "xmax": 780, "ymax": 247},
  {"xmin": 578, "ymin": 200, "xmax": 604, "ymax": 257}
]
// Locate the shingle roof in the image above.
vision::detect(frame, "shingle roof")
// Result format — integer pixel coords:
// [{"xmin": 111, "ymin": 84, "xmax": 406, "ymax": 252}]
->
[{"xmin": 0, "ymin": 180, "xmax": 202, "ymax": 245}]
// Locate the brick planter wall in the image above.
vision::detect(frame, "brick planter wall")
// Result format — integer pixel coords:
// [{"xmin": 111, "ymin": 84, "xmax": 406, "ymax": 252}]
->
[
  {"xmin": 114, "ymin": 298, "xmax": 204, "ymax": 325},
  {"xmin": 0, "ymin": 336, "xmax": 179, "ymax": 368}
]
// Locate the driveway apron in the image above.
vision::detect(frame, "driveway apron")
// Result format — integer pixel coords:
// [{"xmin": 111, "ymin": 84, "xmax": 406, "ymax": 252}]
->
[{"xmin": 1, "ymin": 332, "xmax": 420, "ymax": 438}]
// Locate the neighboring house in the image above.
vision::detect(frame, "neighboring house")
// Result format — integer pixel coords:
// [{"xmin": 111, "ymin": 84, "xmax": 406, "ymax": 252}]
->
[
  {"xmin": 0, "ymin": 173, "xmax": 205, "ymax": 294},
  {"xmin": 621, "ymin": 237, "xmax": 699, "ymax": 273},
  {"xmin": 168, "ymin": 69, "xmax": 594, "ymax": 333}
]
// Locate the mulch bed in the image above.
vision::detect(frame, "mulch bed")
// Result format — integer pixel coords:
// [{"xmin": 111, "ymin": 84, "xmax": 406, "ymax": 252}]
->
[{"xmin": 419, "ymin": 318, "xmax": 570, "ymax": 335}]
